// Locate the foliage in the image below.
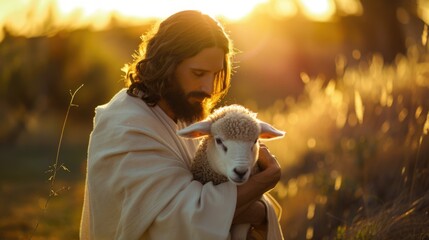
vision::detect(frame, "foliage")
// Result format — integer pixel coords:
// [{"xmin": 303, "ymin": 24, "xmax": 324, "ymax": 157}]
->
[
  {"xmin": 1, "ymin": 18, "xmax": 428, "ymax": 240},
  {"xmin": 255, "ymin": 43, "xmax": 429, "ymax": 239}
]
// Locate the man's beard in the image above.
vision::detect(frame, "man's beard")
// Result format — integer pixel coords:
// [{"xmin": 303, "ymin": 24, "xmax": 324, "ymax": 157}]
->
[{"xmin": 163, "ymin": 80, "xmax": 211, "ymax": 123}]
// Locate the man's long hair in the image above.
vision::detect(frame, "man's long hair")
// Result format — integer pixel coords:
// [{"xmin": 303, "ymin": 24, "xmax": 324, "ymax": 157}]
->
[{"xmin": 123, "ymin": 10, "xmax": 234, "ymax": 112}]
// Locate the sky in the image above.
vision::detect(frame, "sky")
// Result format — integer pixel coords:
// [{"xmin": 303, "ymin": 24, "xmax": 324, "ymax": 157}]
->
[
  {"xmin": 0, "ymin": 0, "xmax": 428, "ymax": 42},
  {"xmin": 0, "ymin": 0, "xmax": 368, "ymax": 41}
]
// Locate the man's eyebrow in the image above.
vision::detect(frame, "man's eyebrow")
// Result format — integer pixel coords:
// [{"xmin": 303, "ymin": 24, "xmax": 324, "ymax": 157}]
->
[
  {"xmin": 190, "ymin": 68, "xmax": 224, "ymax": 73},
  {"xmin": 190, "ymin": 68, "xmax": 209, "ymax": 72}
]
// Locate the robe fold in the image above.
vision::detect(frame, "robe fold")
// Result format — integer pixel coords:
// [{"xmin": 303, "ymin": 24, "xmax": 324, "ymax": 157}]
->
[{"xmin": 80, "ymin": 89, "xmax": 283, "ymax": 240}]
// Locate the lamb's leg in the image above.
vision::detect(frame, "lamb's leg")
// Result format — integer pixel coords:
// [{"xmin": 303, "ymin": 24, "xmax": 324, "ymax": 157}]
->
[{"xmin": 230, "ymin": 223, "xmax": 251, "ymax": 240}]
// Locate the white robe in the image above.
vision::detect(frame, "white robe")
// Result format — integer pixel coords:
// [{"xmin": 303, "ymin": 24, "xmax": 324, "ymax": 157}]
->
[{"xmin": 80, "ymin": 89, "xmax": 283, "ymax": 240}]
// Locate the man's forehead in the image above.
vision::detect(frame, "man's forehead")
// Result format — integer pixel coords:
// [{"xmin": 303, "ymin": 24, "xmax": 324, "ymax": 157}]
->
[{"xmin": 186, "ymin": 48, "xmax": 225, "ymax": 71}]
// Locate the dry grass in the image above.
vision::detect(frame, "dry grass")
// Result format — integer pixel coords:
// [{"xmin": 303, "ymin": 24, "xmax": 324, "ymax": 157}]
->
[
  {"xmin": 2, "ymin": 39, "xmax": 429, "ymax": 240},
  {"xmin": 254, "ymin": 43, "xmax": 429, "ymax": 239},
  {"xmin": 0, "ymin": 180, "xmax": 83, "ymax": 240}
]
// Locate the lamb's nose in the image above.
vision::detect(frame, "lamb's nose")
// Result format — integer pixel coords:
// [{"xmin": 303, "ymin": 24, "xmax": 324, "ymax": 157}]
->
[{"xmin": 233, "ymin": 168, "xmax": 248, "ymax": 179}]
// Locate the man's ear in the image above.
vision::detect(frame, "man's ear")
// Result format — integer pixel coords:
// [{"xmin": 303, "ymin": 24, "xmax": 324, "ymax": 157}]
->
[
  {"xmin": 258, "ymin": 121, "xmax": 286, "ymax": 140},
  {"xmin": 177, "ymin": 121, "xmax": 212, "ymax": 138}
]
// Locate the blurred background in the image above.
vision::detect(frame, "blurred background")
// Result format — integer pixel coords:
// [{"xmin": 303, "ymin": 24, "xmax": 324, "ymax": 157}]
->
[{"xmin": 1, "ymin": 0, "xmax": 428, "ymax": 239}]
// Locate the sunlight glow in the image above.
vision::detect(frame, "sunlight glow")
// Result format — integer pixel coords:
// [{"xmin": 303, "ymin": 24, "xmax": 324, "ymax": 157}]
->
[
  {"xmin": 334, "ymin": 175, "xmax": 342, "ymax": 190},
  {"xmin": 55, "ymin": 0, "xmax": 269, "ymax": 22},
  {"xmin": 335, "ymin": 0, "xmax": 363, "ymax": 16},
  {"xmin": 0, "ymin": 0, "xmax": 365, "ymax": 41},
  {"xmin": 271, "ymin": 0, "xmax": 298, "ymax": 18},
  {"xmin": 298, "ymin": 0, "xmax": 336, "ymax": 21},
  {"xmin": 307, "ymin": 203, "xmax": 316, "ymax": 219},
  {"xmin": 354, "ymin": 90, "xmax": 364, "ymax": 124},
  {"xmin": 306, "ymin": 227, "xmax": 314, "ymax": 239},
  {"xmin": 0, "ymin": 0, "xmax": 268, "ymax": 41}
]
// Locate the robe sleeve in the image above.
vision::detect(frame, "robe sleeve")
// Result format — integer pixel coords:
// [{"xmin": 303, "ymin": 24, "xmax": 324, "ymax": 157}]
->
[{"xmin": 85, "ymin": 99, "xmax": 237, "ymax": 240}]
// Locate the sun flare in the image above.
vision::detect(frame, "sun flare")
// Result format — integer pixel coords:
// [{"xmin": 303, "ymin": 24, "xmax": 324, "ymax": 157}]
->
[
  {"xmin": 0, "ymin": 0, "xmax": 350, "ymax": 41},
  {"xmin": 0, "ymin": 0, "xmax": 269, "ymax": 40},
  {"xmin": 298, "ymin": 0, "xmax": 336, "ymax": 21},
  {"xmin": 55, "ymin": 0, "xmax": 269, "ymax": 22}
]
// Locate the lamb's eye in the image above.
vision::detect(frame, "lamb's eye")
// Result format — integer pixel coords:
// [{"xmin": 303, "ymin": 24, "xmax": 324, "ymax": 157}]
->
[{"xmin": 215, "ymin": 138, "xmax": 228, "ymax": 152}]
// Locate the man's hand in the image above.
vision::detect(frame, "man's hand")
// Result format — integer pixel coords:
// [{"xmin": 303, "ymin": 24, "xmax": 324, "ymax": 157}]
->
[
  {"xmin": 255, "ymin": 143, "xmax": 281, "ymax": 187},
  {"xmin": 234, "ymin": 144, "xmax": 281, "ymax": 222},
  {"xmin": 232, "ymin": 200, "xmax": 266, "ymax": 225}
]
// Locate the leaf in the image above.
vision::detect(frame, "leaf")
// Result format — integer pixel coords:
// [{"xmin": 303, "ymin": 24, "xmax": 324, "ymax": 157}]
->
[
  {"xmin": 50, "ymin": 190, "xmax": 58, "ymax": 197},
  {"xmin": 61, "ymin": 165, "xmax": 71, "ymax": 172}
]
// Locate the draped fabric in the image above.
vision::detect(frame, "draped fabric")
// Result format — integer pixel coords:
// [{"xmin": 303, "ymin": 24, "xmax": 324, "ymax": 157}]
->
[{"xmin": 80, "ymin": 89, "xmax": 284, "ymax": 239}]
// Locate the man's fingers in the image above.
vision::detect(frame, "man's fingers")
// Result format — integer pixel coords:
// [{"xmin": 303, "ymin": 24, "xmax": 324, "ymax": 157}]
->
[
  {"xmin": 259, "ymin": 145, "xmax": 274, "ymax": 159},
  {"xmin": 258, "ymin": 145, "xmax": 279, "ymax": 170}
]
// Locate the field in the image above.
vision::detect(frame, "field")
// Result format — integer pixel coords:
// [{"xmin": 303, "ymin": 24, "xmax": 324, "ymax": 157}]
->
[
  {"xmin": 1, "ymin": 2, "xmax": 429, "ymax": 238},
  {"xmin": 1, "ymin": 145, "xmax": 85, "ymax": 240},
  {"xmin": 259, "ymin": 45, "xmax": 429, "ymax": 239},
  {"xmin": 1, "ymin": 43, "xmax": 428, "ymax": 240}
]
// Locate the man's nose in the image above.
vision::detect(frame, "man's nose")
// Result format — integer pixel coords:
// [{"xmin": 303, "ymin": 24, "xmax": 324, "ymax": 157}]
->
[{"xmin": 200, "ymin": 75, "xmax": 215, "ymax": 94}]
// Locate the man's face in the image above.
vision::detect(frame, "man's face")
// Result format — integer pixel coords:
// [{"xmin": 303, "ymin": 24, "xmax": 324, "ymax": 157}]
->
[{"xmin": 164, "ymin": 47, "xmax": 225, "ymax": 123}]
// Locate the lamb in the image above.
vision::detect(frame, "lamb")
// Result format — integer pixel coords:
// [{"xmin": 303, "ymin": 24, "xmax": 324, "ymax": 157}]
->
[{"xmin": 177, "ymin": 104, "xmax": 285, "ymax": 240}]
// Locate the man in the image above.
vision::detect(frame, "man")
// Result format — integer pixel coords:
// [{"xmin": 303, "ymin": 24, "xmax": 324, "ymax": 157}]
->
[{"xmin": 80, "ymin": 10, "xmax": 283, "ymax": 239}]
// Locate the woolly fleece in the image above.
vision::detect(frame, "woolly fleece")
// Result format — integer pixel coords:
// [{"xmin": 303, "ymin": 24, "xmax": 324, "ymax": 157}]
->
[{"xmin": 191, "ymin": 104, "xmax": 260, "ymax": 185}]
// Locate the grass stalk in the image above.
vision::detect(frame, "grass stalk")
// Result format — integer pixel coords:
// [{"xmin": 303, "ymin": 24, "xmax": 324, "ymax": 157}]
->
[{"xmin": 28, "ymin": 84, "xmax": 84, "ymax": 240}]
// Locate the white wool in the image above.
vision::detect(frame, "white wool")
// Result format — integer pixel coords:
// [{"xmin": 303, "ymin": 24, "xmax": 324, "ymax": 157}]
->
[{"xmin": 177, "ymin": 104, "xmax": 286, "ymax": 240}]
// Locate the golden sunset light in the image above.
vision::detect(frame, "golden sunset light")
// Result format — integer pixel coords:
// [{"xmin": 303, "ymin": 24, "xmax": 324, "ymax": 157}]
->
[
  {"xmin": 298, "ymin": 0, "xmax": 336, "ymax": 21},
  {"xmin": 55, "ymin": 0, "xmax": 269, "ymax": 21},
  {"xmin": 2, "ymin": 0, "xmax": 429, "ymax": 239},
  {"xmin": 0, "ymin": 0, "xmax": 367, "ymax": 41},
  {"xmin": 0, "ymin": 0, "xmax": 269, "ymax": 41}
]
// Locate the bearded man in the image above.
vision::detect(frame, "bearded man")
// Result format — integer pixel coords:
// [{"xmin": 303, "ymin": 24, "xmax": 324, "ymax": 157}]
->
[{"xmin": 80, "ymin": 10, "xmax": 283, "ymax": 240}]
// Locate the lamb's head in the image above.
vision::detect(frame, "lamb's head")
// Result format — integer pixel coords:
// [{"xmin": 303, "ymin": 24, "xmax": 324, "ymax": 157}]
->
[{"xmin": 177, "ymin": 105, "xmax": 285, "ymax": 185}]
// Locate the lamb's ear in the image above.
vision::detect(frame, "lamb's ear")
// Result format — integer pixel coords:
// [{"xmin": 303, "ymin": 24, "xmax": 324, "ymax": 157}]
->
[
  {"xmin": 177, "ymin": 121, "xmax": 212, "ymax": 139},
  {"xmin": 258, "ymin": 121, "xmax": 286, "ymax": 140}
]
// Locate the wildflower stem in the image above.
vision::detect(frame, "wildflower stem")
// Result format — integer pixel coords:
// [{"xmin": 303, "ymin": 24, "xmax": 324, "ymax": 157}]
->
[{"xmin": 29, "ymin": 84, "xmax": 83, "ymax": 240}]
